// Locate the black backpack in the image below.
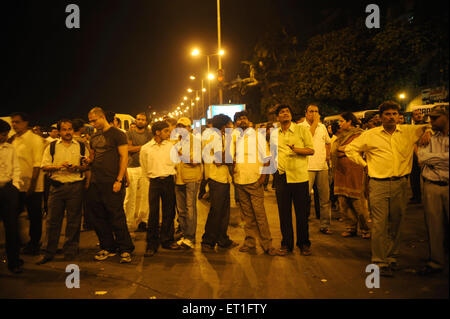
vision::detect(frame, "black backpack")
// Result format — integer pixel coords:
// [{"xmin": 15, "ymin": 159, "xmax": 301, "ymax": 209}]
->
[{"xmin": 50, "ymin": 140, "xmax": 86, "ymax": 177}]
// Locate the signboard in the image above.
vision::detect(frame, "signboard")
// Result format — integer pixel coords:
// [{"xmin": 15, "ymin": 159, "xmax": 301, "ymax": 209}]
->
[{"xmin": 207, "ymin": 104, "xmax": 246, "ymax": 120}]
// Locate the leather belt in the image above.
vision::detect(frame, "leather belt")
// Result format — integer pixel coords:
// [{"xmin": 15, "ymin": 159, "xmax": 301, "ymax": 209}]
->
[
  {"xmin": 370, "ymin": 175, "xmax": 409, "ymax": 181},
  {"xmin": 423, "ymin": 177, "xmax": 448, "ymax": 187}
]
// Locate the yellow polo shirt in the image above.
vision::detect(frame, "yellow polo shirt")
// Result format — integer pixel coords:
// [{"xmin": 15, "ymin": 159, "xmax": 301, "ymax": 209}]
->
[
  {"xmin": 345, "ymin": 124, "xmax": 428, "ymax": 179},
  {"xmin": 276, "ymin": 122, "xmax": 314, "ymax": 183}
]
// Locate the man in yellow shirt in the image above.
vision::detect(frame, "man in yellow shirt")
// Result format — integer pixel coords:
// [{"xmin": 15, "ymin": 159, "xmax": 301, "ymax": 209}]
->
[
  {"xmin": 274, "ymin": 105, "xmax": 315, "ymax": 255},
  {"xmin": 201, "ymin": 114, "xmax": 238, "ymax": 252},
  {"xmin": 345, "ymin": 101, "xmax": 429, "ymax": 276}
]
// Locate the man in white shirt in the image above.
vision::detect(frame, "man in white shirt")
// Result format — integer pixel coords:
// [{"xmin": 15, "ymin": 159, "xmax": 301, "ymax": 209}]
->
[
  {"xmin": 10, "ymin": 112, "xmax": 45, "ymax": 255},
  {"xmin": 140, "ymin": 121, "xmax": 180, "ymax": 256},
  {"xmin": 233, "ymin": 111, "xmax": 282, "ymax": 256},
  {"xmin": 36, "ymin": 119, "xmax": 90, "ymax": 265},
  {"xmin": 299, "ymin": 104, "xmax": 332, "ymax": 234},
  {"xmin": 0, "ymin": 119, "xmax": 23, "ymax": 273}
]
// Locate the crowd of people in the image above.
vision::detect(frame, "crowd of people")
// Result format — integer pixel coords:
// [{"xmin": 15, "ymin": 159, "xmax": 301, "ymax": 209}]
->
[{"xmin": 0, "ymin": 101, "xmax": 448, "ymax": 279}]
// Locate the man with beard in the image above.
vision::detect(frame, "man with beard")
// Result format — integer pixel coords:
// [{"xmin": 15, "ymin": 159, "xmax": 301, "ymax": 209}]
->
[
  {"xmin": 124, "ymin": 113, "xmax": 153, "ymax": 235},
  {"xmin": 37, "ymin": 120, "xmax": 89, "ymax": 264},
  {"xmin": 346, "ymin": 101, "xmax": 430, "ymax": 276}
]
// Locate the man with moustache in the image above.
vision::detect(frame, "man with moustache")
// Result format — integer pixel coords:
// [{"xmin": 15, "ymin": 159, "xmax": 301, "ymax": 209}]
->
[
  {"xmin": 346, "ymin": 101, "xmax": 431, "ymax": 276},
  {"xmin": 10, "ymin": 112, "xmax": 45, "ymax": 255},
  {"xmin": 274, "ymin": 105, "xmax": 315, "ymax": 255},
  {"xmin": 417, "ymin": 105, "xmax": 449, "ymax": 275},
  {"xmin": 124, "ymin": 113, "xmax": 153, "ymax": 234},
  {"xmin": 36, "ymin": 119, "xmax": 90, "ymax": 264}
]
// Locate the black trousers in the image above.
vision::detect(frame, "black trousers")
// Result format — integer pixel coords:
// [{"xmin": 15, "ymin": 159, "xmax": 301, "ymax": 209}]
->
[
  {"xmin": 147, "ymin": 176, "xmax": 176, "ymax": 250},
  {"xmin": 45, "ymin": 181, "xmax": 84, "ymax": 257},
  {"xmin": 202, "ymin": 179, "xmax": 232, "ymax": 247},
  {"xmin": 275, "ymin": 173, "xmax": 310, "ymax": 250},
  {"xmin": 18, "ymin": 191, "xmax": 43, "ymax": 247},
  {"xmin": 410, "ymin": 153, "xmax": 422, "ymax": 202},
  {"xmin": 87, "ymin": 182, "xmax": 134, "ymax": 253},
  {"xmin": 0, "ymin": 182, "xmax": 21, "ymax": 268}
]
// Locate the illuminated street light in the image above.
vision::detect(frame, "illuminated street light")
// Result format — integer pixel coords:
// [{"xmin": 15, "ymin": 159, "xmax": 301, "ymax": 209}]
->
[
  {"xmin": 152, "ymin": 112, "xmax": 156, "ymax": 115},
  {"xmin": 183, "ymin": 96, "xmax": 188, "ymax": 100},
  {"xmin": 190, "ymin": 75, "xmax": 196, "ymax": 80},
  {"xmin": 196, "ymin": 97, "xmax": 200, "ymax": 101},
  {"xmin": 177, "ymin": 106, "xmax": 181, "ymax": 110},
  {"xmin": 219, "ymin": 50, "xmax": 225, "ymax": 56},
  {"xmin": 191, "ymin": 102, "xmax": 195, "ymax": 106},
  {"xmin": 202, "ymin": 88, "xmax": 206, "ymax": 92},
  {"xmin": 208, "ymin": 73, "xmax": 215, "ymax": 80},
  {"xmin": 191, "ymin": 49, "xmax": 200, "ymax": 56},
  {"xmin": 399, "ymin": 93, "xmax": 406, "ymax": 99},
  {"xmin": 181, "ymin": 102, "xmax": 184, "ymax": 106},
  {"xmin": 187, "ymin": 88, "xmax": 193, "ymax": 93}
]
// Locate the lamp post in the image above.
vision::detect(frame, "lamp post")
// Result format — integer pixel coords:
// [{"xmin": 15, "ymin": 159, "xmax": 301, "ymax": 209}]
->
[{"xmin": 191, "ymin": 49, "xmax": 224, "ymax": 107}]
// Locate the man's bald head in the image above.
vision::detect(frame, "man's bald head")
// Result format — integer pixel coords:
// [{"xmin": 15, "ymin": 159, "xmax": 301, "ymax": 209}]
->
[{"xmin": 89, "ymin": 107, "xmax": 106, "ymax": 118}]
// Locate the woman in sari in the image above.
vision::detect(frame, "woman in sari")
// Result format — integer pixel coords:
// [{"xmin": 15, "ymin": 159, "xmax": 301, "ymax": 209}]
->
[{"xmin": 331, "ymin": 112, "xmax": 370, "ymax": 239}]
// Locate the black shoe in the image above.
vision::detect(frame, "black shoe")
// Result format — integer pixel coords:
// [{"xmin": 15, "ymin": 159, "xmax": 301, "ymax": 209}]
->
[
  {"xmin": 161, "ymin": 242, "xmax": 181, "ymax": 250},
  {"xmin": 36, "ymin": 255, "xmax": 53, "ymax": 265},
  {"xmin": 201, "ymin": 244, "xmax": 216, "ymax": 253},
  {"xmin": 136, "ymin": 222, "xmax": 147, "ymax": 232},
  {"xmin": 22, "ymin": 244, "xmax": 41, "ymax": 256},
  {"xmin": 8, "ymin": 265, "xmax": 24, "ymax": 274},
  {"xmin": 218, "ymin": 241, "xmax": 239, "ymax": 249},
  {"xmin": 379, "ymin": 266, "xmax": 394, "ymax": 277},
  {"xmin": 418, "ymin": 265, "xmax": 443, "ymax": 276},
  {"xmin": 144, "ymin": 248, "xmax": 157, "ymax": 257}
]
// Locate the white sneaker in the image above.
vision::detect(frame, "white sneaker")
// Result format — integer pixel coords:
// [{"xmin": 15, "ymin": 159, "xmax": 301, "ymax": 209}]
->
[
  {"xmin": 95, "ymin": 250, "xmax": 116, "ymax": 261},
  {"xmin": 177, "ymin": 238, "xmax": 194, "ymax": 249},
  {"xmin": 120, "ymin": 252, "xmax": 132, "ymax": 263}
]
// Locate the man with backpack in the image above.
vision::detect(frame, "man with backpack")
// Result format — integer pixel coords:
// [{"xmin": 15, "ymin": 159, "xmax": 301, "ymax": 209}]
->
[{"xmin": 36, "ymin": 119, "xmax": 89, "ymax": 264}]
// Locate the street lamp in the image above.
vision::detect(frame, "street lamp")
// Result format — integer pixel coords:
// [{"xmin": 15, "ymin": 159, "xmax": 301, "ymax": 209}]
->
[{"xmin": 187, "ymin": 88, "xmax": 193, "ymax": 93}]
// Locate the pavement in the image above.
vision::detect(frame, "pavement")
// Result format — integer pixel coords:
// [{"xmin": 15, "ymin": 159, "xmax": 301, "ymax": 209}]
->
[{"xmin": 0, "ymin": 187, "xmax": 448, "ymax": 299}]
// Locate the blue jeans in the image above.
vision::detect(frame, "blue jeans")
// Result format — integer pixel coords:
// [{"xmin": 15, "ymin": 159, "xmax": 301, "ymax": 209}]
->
[{"xmin": 175, "ymin": 182, "xmax": 200, "ymax": 243}]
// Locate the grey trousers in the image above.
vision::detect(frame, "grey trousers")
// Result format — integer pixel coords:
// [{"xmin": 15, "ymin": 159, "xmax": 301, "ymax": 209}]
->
[
  {"xmin": 45, "ymin": 181, "xmax": 84, "ymax": 256},
  {"xmin": 338, "ymin": 196, "xmax": 370, "ymax": 233},
  {"xmin": 175, "ymin": 182, "xmax": 200, "ymax": 243},
  {"xmin": 422, "ymin": 179, "xmax": 449, "ymax": 269},
  {"xmin": 235, "ymin": 182, "xmax": 273, "ymax": 251},
  {"xmin": 308, "ymin": 170, "xmax": 331, "ymax": 228},
  {"xmin": 368, "ymin": 178, "xmax": 408, "ymax": 266}
]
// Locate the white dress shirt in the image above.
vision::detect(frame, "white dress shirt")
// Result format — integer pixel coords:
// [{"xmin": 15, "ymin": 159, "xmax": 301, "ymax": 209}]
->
[
  {"xmin": 41, "ymin": 139, "xmax": 90, "ymax": 183},
  {"xmin": 0, "ymin": 142, "xmax": 22, "ymax": 189},
  {"xmin": 140, "ymin": 139, "xmax": 176, "ymax": 179},
  {"xmin": 299, "ymin": 121, "xmax": 330, "ymax": 171},
  {"xmin": 11, "ymin": 130, "xmax": 45, "ymax": 192},
  {"xmin": 418, "ymin": 131, "xmax": 449, "ymax": 183}
]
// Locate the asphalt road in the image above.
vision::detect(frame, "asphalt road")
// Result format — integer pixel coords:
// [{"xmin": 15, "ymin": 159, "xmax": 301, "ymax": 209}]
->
[{"xmin": 0, "ymin": 186, "xmax": 448, "ymax": 299}]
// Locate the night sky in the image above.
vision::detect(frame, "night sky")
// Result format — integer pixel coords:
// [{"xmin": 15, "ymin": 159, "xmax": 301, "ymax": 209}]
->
[{"xmin": 3, "ymin": 0, "xmax": 442, "ymax": 127}]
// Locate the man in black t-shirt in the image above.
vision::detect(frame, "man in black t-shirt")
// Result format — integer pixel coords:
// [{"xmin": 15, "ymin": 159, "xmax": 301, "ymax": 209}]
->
[{"xmin": 87, "ymin": 107, "xmax": 134, "ymax": 264}]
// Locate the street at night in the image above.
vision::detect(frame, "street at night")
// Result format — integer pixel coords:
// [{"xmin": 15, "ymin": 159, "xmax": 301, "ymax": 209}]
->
[
  {"xmin": 0, "ymin": 188, "xmax": 447, "ymax": 299},
  {"xmin": 0, "ymin": 0, "xmax": 449, "ymax": 310}
]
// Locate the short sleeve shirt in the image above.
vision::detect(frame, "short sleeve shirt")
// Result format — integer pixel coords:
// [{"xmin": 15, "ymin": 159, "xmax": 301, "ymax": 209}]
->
[
  {"xmin": 127, "ymin": 129, "xmax": 153, "ymax": 168},
  {"xmin": 90, "ymin": 127, "xmax": 128, "ymax": 183},
  {"xmin": 299, "ymin": 121, "xmax": 331, "ymax": 171}
]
